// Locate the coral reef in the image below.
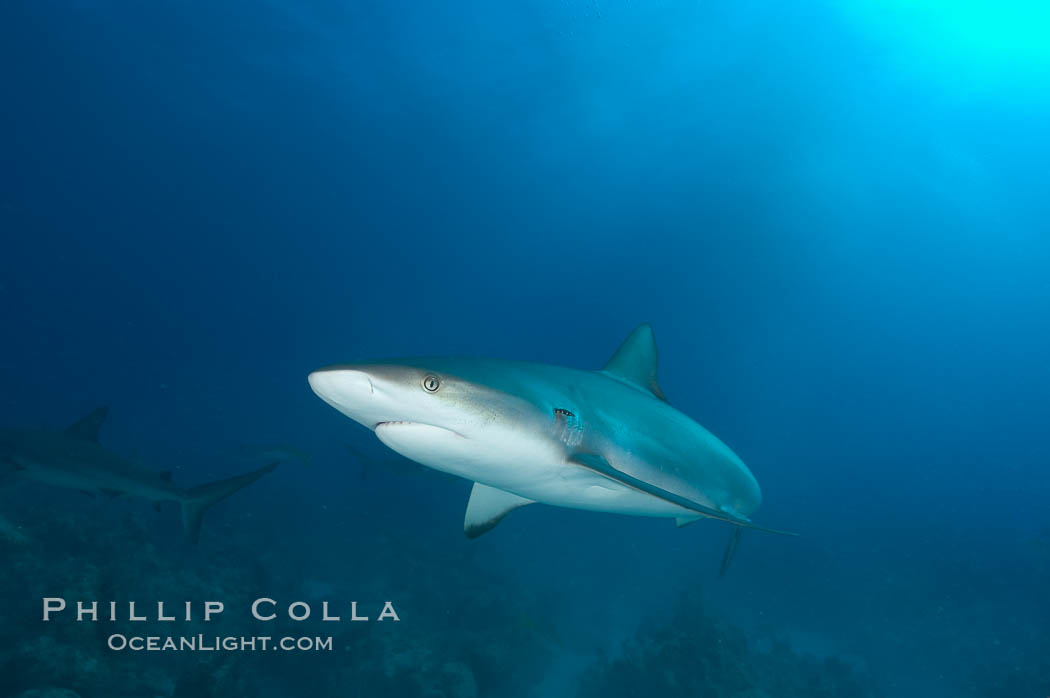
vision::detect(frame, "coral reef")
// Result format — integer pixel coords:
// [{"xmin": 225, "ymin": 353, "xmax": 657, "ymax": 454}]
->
[
  {"xmin": 0, "ymin": 494, "xmax": 549, "ymax": 698},
  {"xmin": 0, "ymin": 513, "xmax": 28, "ymax": 545},
  {"xmin": 962, "ymin": 526, "xmax": 1050, "ymax": 697},
  {"xmin": 12, "ymin": 690, "xmax": 82, "ymax": 698},
  {"xmin": 1, "ymin": 487, "xmax": 898, "ymax": 698},
  {"xmin": 577, "ymin": 595, "xmax": 881, "ymax": 698}
]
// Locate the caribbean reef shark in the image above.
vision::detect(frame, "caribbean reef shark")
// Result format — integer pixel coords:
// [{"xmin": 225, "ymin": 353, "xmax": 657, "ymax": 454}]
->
[
  {"xmin": 309, "ymin": 325, "xmax": 792, "ymax": 570},
  {"xmin": 0, "ymin": 406, "xmax": 277, "ymax": 543}
]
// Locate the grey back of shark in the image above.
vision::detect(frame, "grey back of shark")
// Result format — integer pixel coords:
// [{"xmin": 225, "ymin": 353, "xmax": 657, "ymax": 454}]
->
[
  {"xmin": 309, "ymin": 324, "xmax": 794, "ymax": 573},
  {"xmin": 0, "ymin": 406, "xmax": 277, "ymax": 543}
]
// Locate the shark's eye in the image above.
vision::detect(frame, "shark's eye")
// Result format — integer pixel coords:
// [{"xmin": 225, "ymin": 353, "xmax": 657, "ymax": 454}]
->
[{"xmin": 421, "ymin": 374, "xmax": 441, "ymax": 393}]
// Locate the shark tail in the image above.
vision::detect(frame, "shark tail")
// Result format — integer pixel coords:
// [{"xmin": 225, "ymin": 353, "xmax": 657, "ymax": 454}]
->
[{"xmin": 181, "ymin": 462, "xmax": 278, "ymax": 544}]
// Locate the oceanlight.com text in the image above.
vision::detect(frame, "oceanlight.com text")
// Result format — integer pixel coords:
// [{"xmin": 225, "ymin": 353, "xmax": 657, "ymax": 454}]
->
[{"xmin": 106, "ymin": 634, "xmax": 333, "ymax": 652}]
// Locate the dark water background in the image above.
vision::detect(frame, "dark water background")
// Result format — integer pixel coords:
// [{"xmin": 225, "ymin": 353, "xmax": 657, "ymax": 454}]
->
[{"xmin": 2, "ymin": 1, "xmax": 1048, "ymax": 696}]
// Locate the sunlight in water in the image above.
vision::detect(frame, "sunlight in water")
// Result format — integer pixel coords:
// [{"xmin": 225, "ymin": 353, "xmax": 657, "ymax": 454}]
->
[{"xmin": 846, "ymin": 0, "xmax": 1050, "ymax": 90}]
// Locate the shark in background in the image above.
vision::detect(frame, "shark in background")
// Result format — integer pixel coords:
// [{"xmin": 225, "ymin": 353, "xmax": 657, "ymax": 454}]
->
[
  {"xmin": 309, "ymin": 324, "xmax": 793, "ymax": 573},
  {"xmin": 0, "ymin": 406, "xmax": 277, "ymax": 543},
  {"xmin": 227, "ymin": 444, "xmax": 312, "ymax": 467}
]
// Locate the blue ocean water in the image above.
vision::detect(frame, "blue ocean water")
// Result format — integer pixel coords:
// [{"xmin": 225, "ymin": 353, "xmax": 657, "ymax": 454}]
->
[{"xmin": 1, "ymin": 1, "xmax": 1048, "ymax": 696}]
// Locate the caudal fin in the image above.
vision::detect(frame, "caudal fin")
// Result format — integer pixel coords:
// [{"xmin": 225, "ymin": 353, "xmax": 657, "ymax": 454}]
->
[{"xmin": 181, "ymin": 462, "xmax": 278, "ymax": 543}]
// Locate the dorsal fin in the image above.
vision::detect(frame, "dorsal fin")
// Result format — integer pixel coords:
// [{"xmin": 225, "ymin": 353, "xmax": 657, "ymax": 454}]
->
[
  {"xmin": 65, "ymin": 406, "xmax": 110, "ymax": 442},
  {"xmin": 601, "ymin": 324, "xmax": 667, "ymax": 402}
]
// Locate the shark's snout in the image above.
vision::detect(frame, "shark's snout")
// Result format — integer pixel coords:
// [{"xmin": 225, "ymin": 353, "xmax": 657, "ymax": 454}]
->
[
  {"xmin": 309, "ymin": 367, "xmax": 412, "ymax": 431},
  {"xmin": 308, "ymin": 369, "xmax": 374, "ymax": 406}
]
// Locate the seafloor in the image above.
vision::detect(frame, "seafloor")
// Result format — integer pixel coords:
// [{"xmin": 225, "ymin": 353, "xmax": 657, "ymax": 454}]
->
[{"xmin": 0, "ymin": 491, "xmax": 894, "ymax": 698}]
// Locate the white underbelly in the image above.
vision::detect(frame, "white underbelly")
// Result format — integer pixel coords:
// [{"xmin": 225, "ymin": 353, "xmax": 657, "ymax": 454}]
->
[
  {"xmin": 373, "ymin": 422, "xmax": 694, "ymax": 519},
  {"xmin": 488, "ymin": 462, "xmax": 694, "ymax": 519}
]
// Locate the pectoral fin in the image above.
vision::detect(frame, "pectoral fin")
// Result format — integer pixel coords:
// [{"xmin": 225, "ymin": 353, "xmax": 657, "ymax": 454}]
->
[
  {"xmin": 464, "ymin": 482, "xmax": 534, "ymax": 539},
  {"xmin": 569, "ymin": 452, "xmax": 796, "ymax": 536}
]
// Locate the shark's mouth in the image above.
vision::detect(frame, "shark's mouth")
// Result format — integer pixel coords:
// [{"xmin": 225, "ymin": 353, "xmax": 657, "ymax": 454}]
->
[{"xmin": 374, "ymin": 421, "xmax": 466, "ymax": 439}]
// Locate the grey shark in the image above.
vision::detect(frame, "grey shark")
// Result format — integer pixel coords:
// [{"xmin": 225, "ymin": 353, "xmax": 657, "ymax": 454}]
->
[
  {"xmin": 0, "ymin": 406, "xmax": 277, "ymax": 543},
  {"xmin": 309, "ymin": 325, "xmax": 792, "ymax": 566}
]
